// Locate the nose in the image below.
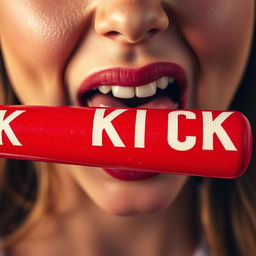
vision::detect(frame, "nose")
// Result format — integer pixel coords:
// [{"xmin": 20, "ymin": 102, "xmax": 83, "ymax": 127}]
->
[{"xmin": 94, "ymin": 0, "xmax": 170, "ymax": 44}]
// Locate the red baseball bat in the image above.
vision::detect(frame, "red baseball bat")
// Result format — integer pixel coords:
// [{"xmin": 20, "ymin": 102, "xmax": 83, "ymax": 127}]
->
[{"xmin": 0, "ymin": 105, "xmax": 252, "ymax": 178}]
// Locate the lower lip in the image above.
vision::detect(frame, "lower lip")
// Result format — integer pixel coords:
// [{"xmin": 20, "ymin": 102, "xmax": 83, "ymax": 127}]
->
[{"xmin": 103, "ymin": 168, "xmax": 160, "ymax": 181}]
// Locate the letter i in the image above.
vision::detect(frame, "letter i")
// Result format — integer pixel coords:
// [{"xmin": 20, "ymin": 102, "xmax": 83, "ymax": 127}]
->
[{"xmin": 134, "ymin": 110, "xmax": 147, "ymax": 148}]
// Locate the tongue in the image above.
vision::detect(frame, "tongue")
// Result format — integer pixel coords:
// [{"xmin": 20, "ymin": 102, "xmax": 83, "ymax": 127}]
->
[{"xmin": 87, "ymin": 94, "xmax": 178, "ymax": 109}]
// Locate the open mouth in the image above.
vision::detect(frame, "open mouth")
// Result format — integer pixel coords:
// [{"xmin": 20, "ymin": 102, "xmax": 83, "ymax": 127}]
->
[
  {"xmin": 80, "ymin": 77, "xmax": 182, "ymax": 109},
  {"xmin": 77, "ymin": 62, "xmax": 188, "ymax": 181},
  {"xmin": 78, "ymin": 62, "xmax": 187, "ymax": 110}
]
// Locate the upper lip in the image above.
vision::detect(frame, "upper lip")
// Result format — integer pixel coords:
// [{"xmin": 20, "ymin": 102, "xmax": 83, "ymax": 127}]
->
[{"xmin": 77, "ymin": 62, "xmax": 188, "ymax": 107}]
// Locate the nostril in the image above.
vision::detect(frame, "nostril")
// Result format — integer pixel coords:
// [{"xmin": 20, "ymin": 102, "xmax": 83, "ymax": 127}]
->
[
  {"xmin": 147, "ymin": 28, "xmax": 161, "ymax": 37},
  {"xmin": 149, "ymin": 28, "xmax": 159, "ymax": 34},
  {"xmin": 106, "ymin": 31, "xmax": 119, "ymax": 37}
]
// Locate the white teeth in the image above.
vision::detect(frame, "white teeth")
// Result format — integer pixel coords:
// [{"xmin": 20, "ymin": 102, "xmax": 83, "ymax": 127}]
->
[
  {"xmin": 112, "ymin": 86, "xmax": 135, "ymax": 99},
  {"xmin": 156, "ymin": 76, "xmax": 169, "ymax": 90},
  {"xmin": 135, "ymin": 82, "xmax": 157, "ymax": 98},
  {"xmin": 95, "ymin": 76, "xmax": 176, "ymax": 99},
  {"xmin": 98, "ymin": 85, "xmax": 111, "ymax": 94}
]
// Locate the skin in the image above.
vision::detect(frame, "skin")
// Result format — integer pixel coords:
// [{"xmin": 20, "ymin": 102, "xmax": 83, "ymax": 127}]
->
[{"xmin": 0, "ymin": 0, "xmax": 254, "ymax": 255}]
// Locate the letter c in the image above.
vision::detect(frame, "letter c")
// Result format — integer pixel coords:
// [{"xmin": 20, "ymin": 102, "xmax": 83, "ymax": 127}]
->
[{"xmin": 168, "ymin": 111, "xmax": 196, "ymax": 151}]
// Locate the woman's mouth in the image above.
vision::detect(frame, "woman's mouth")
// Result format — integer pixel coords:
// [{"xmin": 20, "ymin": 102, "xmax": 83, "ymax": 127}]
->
[
  {"xmin": 77, "ymin": 62, "xmax": 188, "ymax": 181},
  {"xmin": 78, "ymin": 62, "xmax": 187, "ymax": 109}
]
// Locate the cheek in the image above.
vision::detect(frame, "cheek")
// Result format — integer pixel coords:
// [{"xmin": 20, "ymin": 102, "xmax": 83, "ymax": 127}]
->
[
  {"xmin": 175, "ymin": 0, "xmax": 254, "ymax": 63},
  {"xmin": 173, "ymin": 0, "xmax": 254, "ymax": 109},
  {"xmin": 0, "ymin": 0, "xmax": 87, "ymax": 104},
  {"xmin": 0, "ymin": 1, "xmax": 83, "ymax": 65}
]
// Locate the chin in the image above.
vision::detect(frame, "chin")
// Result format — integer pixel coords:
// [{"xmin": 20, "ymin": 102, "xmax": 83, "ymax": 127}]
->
[
  {"xmin": 65, "ymin": 165, "xmax": 189, "ymax": 217},
  {"xmin": 99, "ymin": 198, "xmax": 173, "ymax": 217},
  {"xmin": 89, "ymin": 174, "xmax": 189, "ymax": 216}
]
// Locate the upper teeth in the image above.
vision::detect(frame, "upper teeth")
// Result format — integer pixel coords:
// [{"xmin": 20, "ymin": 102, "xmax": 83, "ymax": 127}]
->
[{"xmin": 97, "ymin": 76, "xmax": 175, "ymax": 99}]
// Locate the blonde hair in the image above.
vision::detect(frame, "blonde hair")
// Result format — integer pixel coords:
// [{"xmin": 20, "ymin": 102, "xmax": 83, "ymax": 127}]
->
[{"xmin": 0, "ymin": 31, "xmax": 256, "ymax": 256}]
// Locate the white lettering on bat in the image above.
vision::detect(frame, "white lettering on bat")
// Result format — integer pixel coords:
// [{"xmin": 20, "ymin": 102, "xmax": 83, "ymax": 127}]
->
[
  {"xmin": 134, "ymin": 110, "xmax": 147, "ymax": 148},
  {"xmin": 168, "ymin": 111, "xmax": 196, "ymax": 151},
  {"xmin": 92, "ymin": 109, "xmax": 127, "ymax": 147},
  {"xmin": 0, "ymin": 110, "xmax": 25, "ymax": 146},
  {"xmin": 92, "ymin": 109, "xmax": 237, "ymax": 151},
  {"xmin": 202, "ymin": 111, "xmax": 237, "ymax": 151},
  {"xmin": 93, "ymin": 109, "xmax": 147, "ymax": 148}
]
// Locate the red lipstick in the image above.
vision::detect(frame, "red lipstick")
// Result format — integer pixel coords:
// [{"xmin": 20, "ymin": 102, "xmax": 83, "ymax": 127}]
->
[{"xmin": 103, "ymin": 168, "xmax": 159, "ymax": 181}]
